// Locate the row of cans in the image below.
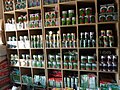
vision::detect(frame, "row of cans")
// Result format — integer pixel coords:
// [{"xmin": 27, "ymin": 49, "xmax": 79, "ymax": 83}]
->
[
  {"xmin": 79, "ymin": 7, "xmax": 93, "ymax": 16},
  {"xmin": 48, "ymin": 61, "xmax": 61, "ymax": 68},
  {"xmin": 99, "ymin": 62, "xmax": 117, "ymax": 72},
  {"xmin": 31, "ymin": 35, "xmax": 43, "ymax": 41},
  {"xmin": 80, "ymin": 32, "xmax": 95, "ymax": 39},
  {"xmin": 80, "ymin": 63, "xmax": 97, "ymax": 70},
  {"xmin": 100, "ymin": 30, "xmax": 113, "ymax": 36},
  {"xmin": 63, "ymin": 33, "xmax": 76, "ymax": 41},
  {"xmin": 100, "ymin": 55, "xmax": 118, "ymax": 63},
  {"xmin": 46, "ymin": 41, "xmax": 60, "ymax": 48},
  {"xmin": 21, "ymin": 54, "xmax": 30, "ymax": 60},
  {"xmin": 8, "ymin": 36, "xmax": 16, "ymax": 41},
  {"xmin": 30, "ymin": 13, "xmax": 40, "ymax": 21},
  {"xmin": 32, "ymin": 60, "xmax": 44, "ymax": 67},
  {"xmin": 62, "ymin": 10, "xmax": 75, "ymax": 18},
  {"xmin": 80, "ymin": 39, "xmax": 96, "ymax": 47},
  {"xmin": 46, "ymin": 33, "xmax": 60, "ymax": 41},
  {"xmin": 64, "ymin": 76, "xmax": 78, "ymax": 88},
  {"xmin": 63, "ymin": 62, "xmax": 78, "ymax": 69},
  {"xmin": 62, "ymin": 40, "xmax": 76, "ymax": 48},
  {"xmin": 48, "ymin": 54, "xmax": 61, "ymax": 62},
  {"xmin": 32, "ymin": 54, "xmax": 44, "ymax": 61},
  {"xmin": 81, "ymin": 55, "xmax": 96, "ymax": 63},
  {"xmin": 10, "ymin": 54, "xmax": 18, "ymax": 60}
]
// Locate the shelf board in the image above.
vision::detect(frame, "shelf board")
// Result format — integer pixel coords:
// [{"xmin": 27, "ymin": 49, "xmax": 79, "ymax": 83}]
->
[
  {"xmin": 79, "ymin": 47, "xmax": 96, "ymax": 49},
  {"xmin": 47, "ymin": 68, "xmax": 61, "ymax": 70},
  {"xmin": 17, "ymin": 29, "xmax": 28, "ymax": 31},
  {"xmin": 5, "ymin": 30, "xmax": 16, "ymax": 32},
  {"xmin": 77, "ymin": 0, "xmax": 95, "ymax": 2},
  {"xmin": 18, "ymin": 48, "xmax": 30, "ymax": 49},
  {"xmin": 98, "ymin": 47, "xmax": 117, "ymax": 49},
  {"xmin": 20, "ymin": 66, "xmax": 31, "ymax": 68},
  {"xmin": 99, "ymin": 71, "xmax": 117, "ymax": 73},
  {"xmin": 60, "ymin": 25, "xmax": 77, "ymax": 27},
  {"xmin": 80, "ymin": 70, "xmax": 97, "ymax": 72},
  {"xmin": 98, "ymin": 21, "xmax": 118, "ymax": 24},
  {"xmin": 78, "ymin": 23, "xmax": 96, "ymax": 26},
  {"xmin": 10, "ymin": 65, "xmax": 19, "ymax": 67},
  {"xmin": 32, "ymin": 67, "xmax": 45, "ymax": 69},
  {"xmin": 63, "ymin": 69, "xmax": 78, "ymax": 71},
  {"xmin": 15, "ymin": 9, "xmax": 27, "ymax": 12},
  {"xmin": 44, "ymin": 26, "xmax": 59, "ymax": 29},
  {"xmin": 46, "ymin": 47, "xmax": 60, "ymax": 49},
  {"xmin": 30, "ymin": 48, "xmax": 44, "ymax": 49},
  {"xmin": 28, "ymin": 6, "xmax": 41, "ymax": 10},
  {"xmin": 7, "ymin": 48, "xmax": 18, "ymax": 50},
  {"xmin": 14, "ymin": 82, "xmax": 21, "ymax": 85},
  {"xmin": 29, "ymin": 27, "xmax": 42, "ymax": 30},
  {"xmin": 62, "ymin": 47, "xmax": 77, "ymax": 49},
  {"xmin": 59, "ymin": 1, "xmax": 76, "ymax": 5},
  {"xmin": 43, "ymin": 4, "xmax": 58, "ymax": 7},
  {"xmin": 4, "ymin": 11, "xmax": 14, "ymax": 14}
]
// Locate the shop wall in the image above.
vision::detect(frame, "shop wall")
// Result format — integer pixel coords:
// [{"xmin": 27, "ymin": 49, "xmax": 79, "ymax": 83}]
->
[{"xmin": 0, "ymin": 0, "xmax": 3, "ymax": 19}]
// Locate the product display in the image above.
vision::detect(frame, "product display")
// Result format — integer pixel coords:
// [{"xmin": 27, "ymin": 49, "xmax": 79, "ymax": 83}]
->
[
  {"xmin": 7, "ymin": 36, "xmax": 17, "ymax": 48},
  {"xmin": 99, "ymin": 30, "xmax": 115, "ymax": 47},
  {"xmin": 28, "ymin": 0, "xmax": 40, "ymax": 7},
  {"xmin": 4, "ymin": 0, "xmax": 14, "ymax": 11},
  {"xmin": 29, "ymin": 13, "xmax": 42, "ymax": 28},
  {"xmin": 20, "ymin": 54, "xmax": 30, "ymax": 67},
  {"xmin": 16, "ymin": 15, "xmax": 28, "ymax": 30},
  {"xmin": 44, "ymin": 0, "xmax": 57, "ymax": 5},
  {"xmin": 30, "ymin": 35, "xmax": 43, "ymax": 48},
  {"xmin": 99, "ymin": 4, "xmax": 118, "ymax": 22},
  {"xmin": 61, "ymin": 10, "xmax": 76, "ymax": 25},
  {"xmin": 22, "ymin": 75, "xmax": 32, "ymax": 85},
  {"xmin": 46, "ymin": 31, "xmax": 60, "ymax": 48},
  {"xmin": 15, "ymin": 0, "xmax": 26, "ymax": 10},
  {"xmin": 32, "ymin": 54, "xmax": 44, "ymax": 67},
  {"xmin": 63, "ymin": 51, "xmax": 78, "ymax": 69},
  {"xmin": 48, "ymin": 53, "xmax": 61, "ymax": 68},
  {"xmin": 79, "ymin": 7, "xmax": 95, "ymax": 24},
  {"xmin": 62, "ymin": 33, "xmax": 76, "ymax": 48},
  {"xmin": 80, "ymin": 32, "xmax": 96, "ymax": 47},
  {"xmin": 10, "ymin": 54, "xmax": 19, "ymax": 66},
  {"xmin": 18, "ymin": 36, "xmax": 30, "ymax": 48}
]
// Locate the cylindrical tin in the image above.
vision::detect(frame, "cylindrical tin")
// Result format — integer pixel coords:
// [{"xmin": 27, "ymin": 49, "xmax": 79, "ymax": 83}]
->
[
  {"xmin": 86, "ymin": 63, "xmax": 92, "ymax": 70},
  {"xmin": 80, "ymin": 32, "xmax": 85, "ymax": 39},
  {"xmin": 90, "ymin": 32, "xmax": 94, "ymax": 39},
  {"xmin": 67, "ymin": 33, "xmax": 71, "ymax": 40},
  {"xmin": 68, "ymin": 10, "xmax": 74, "ymax": 18},
  {"xmin": 101, "ymin": 30, "xmax": 105, "ymax": 36},
  {"xmin": 88, "ymin": 56, "xmax": 95, "ymax": 63},
  {"xmin": 63, "ymin": 34, "xmax": 66, "ymax": 41},
  {"xmin": 81, "ymin": 56, "xmax": 88, "ymax": 63},
  {"xmin": 90, "ymin": 15, "xmax": 95, "ymax": 23},
  {"xmin": 79, "ymin": 16, "xmax": 84, "ymax": 24},
  {"xmin": 62, "ymin": 11, "xmax": 67, "ymax": 18},
  {"xmin": 92, "ymin": 63, "xmax": 97, "ymax": 70},
  {"xmin": 107, "ymin": 30, "xmax": 112, "ymax": 36},
  {"xmin": 85, "ymin": 32, "xmax": 89, "ymax": 39},
  {"xmin": 79, "ymin": 8, "xmax": 85, "ymax": 16},
  {"xmin": 80, "ymin": 40, "xmax": 84, "ymax": 47},
  {"xmin": 80, "ymin": 63, "xmax": 86, "ymax": 70},
  {"xmin": 71, "ymin": 33, "xmax": 75, "ymax": 40},
  {"xmin": 103, "ymin": 63, "xmax": 108, "ymax": 71},
  {"xmin": 85, "ymin": 7, "xmax": 92, "ymax": 15}
]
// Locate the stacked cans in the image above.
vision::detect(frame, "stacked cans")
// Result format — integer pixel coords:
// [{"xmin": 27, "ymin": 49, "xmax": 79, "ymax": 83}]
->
[
  {"xmin": 61, "ymin": 10, "xmax": 76, "ymax": 25},
  {"xmin": 99, "ymin": 4, "xmax": 118, "ymax": 22},
  {"xmin": 99, "ymin": 55, "xmax": 118, "ymax": 72},
  {"xmin": 31, "ymin": 35, "xmax": 43, "ymax": 48},
  {"xmin": 46, "ymin": 31, "xmax": 60, "ymax": 48},
  {"xmin": 62, "ymin": 33, "xmax": 76, "ymax": 48},
  {"xmin": 15, "ymin": 0, "xmax": 26, "ymax": 9},
  {"xmin": 20, "ymin": 54, "xmax": 30, "ymax": 67},
  {"xmin": 28, "ymin": 0, "xmax": 40, "ymax": 7},
  {"xmin": 64, "ymin": 76, "xmax": 78, "ymax": 88},
  {"xmin": 80, "ymin": 32, "xmax": 96, "ymax": 47},
  {"xmin": 32, "ymin": 54, "xmax": 44, "ymax": 67},
  {"xmin": 4, "ymin": 0, "xmax": 14, "ymax": 11},
  {"xmin": 10, "ymin": 54, "xmax": 19, "ymax": 66},
  {"xmin": 29, "ymin": 13, "xmax": 41, "ymax": 28},
  {"xmin": 80, "ymin": 55, "xmax": 96, "ymax": 70},
  {"xmin": 45, "ymin": 11, "xmax": 59, "ymax": 27},
  {"xmin": 7, "ymin": 36, "xmax": 17, "ymax": 48},
  {"xmin": 79, "ymin": 7, "xmax": 95, "ymax": 24},
  {"xmin": 48, "ymin": 53, "xmax": 61, "ymax": 68},
  {"xmin": 63, "ymin": 51, "xmax": 78, "ymax": 69},
  {"xmin": 99, "ymin": 30, "xmax": 114, "ymax": 47},
  {"xmin": 44, "ymin": 0, "xmax": 57, "ymax": 4}
]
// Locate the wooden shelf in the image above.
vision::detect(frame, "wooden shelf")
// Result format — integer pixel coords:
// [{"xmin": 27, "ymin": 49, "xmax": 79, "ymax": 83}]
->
[
  {"xmin": 7, "ymin": 48, "xmax": 18, "ymax": 50},
  {"xmin": 79, "ymin": 47, "xmax": 96, "ymax": 49},
  {"xmin": 28, "ymin": 6, "xmax": 41, "ymax": 10},
  {"xmin": 59, "ymin": 1, "xmax": 76, "ymax": 5},
  {"xmin": 98, "ymin": 47, "xmax": 118, "ymax": 49},
  {"xmin": 44, "ymin": 26, "xmax": 59, "ymax": 29},
  {"xmin": 30, "ymin": 48, "xmax": 44, "ymax": 49},
  {"xmin": 20, "ymin": 66, "xmax": 31, "ymax": 68},
  {"xmin": 78, "ymin": 23, "xmax": 96, "ymax": 26},
  {"xmin": 80, "ymin": 70, "xmax": 97, "ymax": 72},
  {"xmin": 5, "ymin": 30, "xmax": 16, "ymax": 32},
  {"xmin": 62, "ymin": 47, "xmax": 77, "ymax": 49},
  {"xmin": 29, "ymin": 27, "xmax": 42, "ymax": 30},
  {"xmin": 4, "ymin": 11, "xmax": 14, "ymax": 14},
  {"xmin": 63, "ymin": 69, "xmax": 78, "ymax": 71},
  {"xmin": 43, "ymin": 4, "xmax": 58, "ymax": 7},
  {"xmin": 98, "ymin": 21, "xmax": 118, "ymax": 24},
  {"xmin": 46, "ymin": 48, "xmax": 60, "ymax": 49},
  {"xmin": 99, "ymin": 71, "xmax": 117, "ymax": 73},
  {"xmin": 32, "ymin": 67, "xmax": 45, "ymax": 69},
  {"xmin": 15, "ymin": 9, "xmax": 27, "ymax": 12},
  {"xmin": 17, "ymin": 29, "xmax": 28, "ymax": 31},
  {"xmin": 77, "ymin": 0, "xmax": 95, "ymax": 2},
  {"xmin": 60, "ymin": 25, "xmax": 77, "ymax": 27},
  {"xmin": 47, "ymin": 68, "xmax": 61, "ymax": 70}
]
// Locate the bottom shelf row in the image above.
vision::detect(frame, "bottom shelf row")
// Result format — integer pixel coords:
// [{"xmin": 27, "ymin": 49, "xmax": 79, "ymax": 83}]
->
[{"xmin": 10, "ymin": 68, "xmax": 119, "ymax": 90}]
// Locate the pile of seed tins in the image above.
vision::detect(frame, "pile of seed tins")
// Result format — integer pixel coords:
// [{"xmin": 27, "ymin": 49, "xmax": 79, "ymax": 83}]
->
[
  {"xmin": 80, "ymin": 32, "xmax": 96, "ymax": 47},
  {"xmin": 7, "ymin": 36, "xmax": 17, "ymax": 48},
  {"xmin": 10, "ymin": 54, "xmax": 19, "ymax": 66},
  {"xmin": 80, "ymin": 55, "xmax": 96, "ymax": 70},
  {"xmin": 15, "ymin": 0, "xmax": 26, "ymax": 9},
  {"xmin": 99, "ymin": 30, "xmax": 114, "ymax": 47},
  {"xmin": 4, "ymin": 0, "xmax": 14, "ymax": 11},
  {"xmin": 29, "ymin": 13, "xmax": 41, "ymax": 28},
  {"xmin": 48, "ymin": 53, "xmax": 61, "ymax": 68},
  {"xmin": 44, "ymin": 0, "xmax": 57, "ymax": 5},
  {"xmin": 32, "ymin": 54, "xmax": 44, "ymax": 67},
  {"xmin": 20, "ymin": 54, "xmax": 30, "ymax": 66},
  {"xmin": 28, "ymin": 0, "xmax": 40, "ymax": 7},
  {"xmin": 61, "ymin": 10, "xmax": 76, "ymax": 25},
  {"xmin": 63, "ymin": 51, "xmax": 78, "ymax": 69},
  {"xmin": 46, "ymin": 31, "xmax": 60, "ymax": 48},
  {"xmin": 45, "ymin": 10, "xmax": 59, "ymax": 27},
  {"xmin": 99, "ymin": 4, "xmax": 118, "ymax": 22},
  {"xmin": 30, "ymin": 35, "xmax": 43, "ymax": 48},
  {"xmin": 62, "ymin": 33, "xmax": 76, "ymax": 48},
  {"xmin": 99, "ymin": 55, "xmax": 118, "ymax": 72},
  {"xmin": 79, "ymin": 7, "xmax": 95, "ymax": 24}
]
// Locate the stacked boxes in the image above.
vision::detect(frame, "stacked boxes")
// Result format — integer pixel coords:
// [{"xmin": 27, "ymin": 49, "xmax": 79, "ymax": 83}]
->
[
  {"xmin": 29, "ymin": 13, "xmax": 42, "ymax": 28},
  {"xmin": 99, "ymin": 30, "xmax": 114, "ymax": 47},
  {"xmin": 62, "ymin": 33, "xmax": 76, "ymax": 48},
  {"xmin": 32, "ymin": 54, "xmax": 44, "ymax": 67},
  {"xmin": 46, "ymin": 31, "xmax": 60, "ymax": 48},
  {"xmin": 79, "ymin": 7, "xmax": 95, "ymax": 24},
  {"xmin": 99, "ymin": 4, "xmax": 118, "ymax": 22},
  {"xmin": 61, "ymin": 10, "xmax": 76, "ymax": 25},
  {"xmin": 45, "ymin": 11, "xmax": 59, "ymax": 27},
  {"xmin": 30, "ymin": 35, "xmax": 43, "ymax": 48},
  {"xmin": 80, "ymin": 32, "xmax": 96, "ymax": 47}
]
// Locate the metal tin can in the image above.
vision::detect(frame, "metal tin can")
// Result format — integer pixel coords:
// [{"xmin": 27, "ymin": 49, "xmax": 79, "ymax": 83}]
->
[
  {"xmin": 85, "ymin": 8, "xmax": 92, "ymax": 15},
  {"xmin": 92, "ymin": 63, "xmax": 97, "ymax": 70},
  {"xmin": 99, "ymin": 15, "xmax": 106, "ymax": 22},
  {"xmin": 107, "ymin": 4, "xmax": 114, "ymax": 12},
  {"xmin": 79, "ymin": 8, "xmax": 85, "ymax": 16},
  {"xmin": 101, "ymin": 30, "xmax": 105, "ymax": 36},
  {"xmin": 64, "ymin": 55, "xmax": 69, "ymax": 62},
  {"xmin": 62, "ymin": 41, "xmax": 65, "ymax": 47},
  {"xmin": 109, "ymin": 36, "xmax": 114, "ymax": 41},
  {"xmin": 56, "ymin": 55, "xmax": 61, "ymax": 62},
  {"xmin": 103, "ymin": 63, "xmax": 108, "ymax": 71},
  {"xmin": 80, "ymin": 63, "xmax": 86, "ymax": 70},
  {"xmin": 80, "ymin": 32, "xmax": 85, "ymax": 39},
  {"xmin": 85, "ymin": 15, "xmax": 90, "ymax": 23},
  {"xmin": 68, "ymin": 10, "xmax": 74, "ymax": 18},
  {"xmin": 106, "ymin": 14, "xmax": 113, "ymax": 21},
  {"xmin": 57, "ymin": 62, "xmax": 61, "ymax": 68},
  {"xmin": 90, "ymin": 15, "xmax": 95, "ymax": 23},
  {"xmin": 81, "ymin": 56, "xmax": 88, "ymax": 63},
  {"xmin": 100, "ymin": 5, "xmax": 107, "ymax": 13},
  {"xmin": 52, "ymin": 61, "xmax": 56, "ymax": 68},
  {"xmin": 79, "ymin": 16, "xmax": 84, "ymax": 24},
  {"xmin": 107, "ymin": 55, "xmax": 112, "ymax": 63},
  {"xmin": 71, "ymin": 33, "xmax": 75, "ymax": 40},
  {"xmin": 61, "ymin": 18, "xmax": 66, "ymax": 25},
  {"xmin": 107, "ymin": 30, "xmax": 112, "ymax": 36},
  {"xmin": 72, "ymin": 40, "xmax": 76, "ymax": 47},
  {"xmin": 109, "ymin": 41, "xmax": 114, "ymax": 47},
  {"xmin": 67, "ymin": 33, "xmax": 71, "ymax": 40},
  {"xmin": 88, "ymin": 40, "xmax": 91, "ymax": 47},
  {"xmin": 48, "ymin": 61, "xmax": 52, "ymax": 68},
  {"xmin": 64, "ymin": 62, "xmax": 68, "ymax": 69},
  {"xmin": 101, "ymin": 56, "xmax": 106, "ymax": 63},
  {"xmin": 108, "ymin": 62, "xmax": 113, "ymax": 71},
  {"xmin": 72, "ymin": 17, "xmax": 76, "ymax": 25},
  {"xmin": 66, "ymin": 18, "xmax": 71, "ymax": 25},
  {"xmin": 73, "ymin": 63, "xmax": 78, "ymax": 69},
  {"xmin": 68, "ymin": 62, "xmax": 73, "ymax": 69},
  {"xmin": 88, "ymin": 56, "xmax": 95, "ymax": 63},
  {"xmin": 63, "ymin": 34, "xmax": 67, "ymax": 41},
  {"xmin": 99, "ymin": 63, "xmax": 103, "ymax": 71},
  {"xmin": 92, "ymin": 39, "xmax": 96, "ymax": 47},
  {"xmin": 84, "ymin": 39, "xmax": 88, "ymax": 47},
  {"xmin": 112, "ymin": 55, "xmax": 118, "ymax": 62},
  {"xmin": 112, "ymin": 62, "xmax": 117, "ymax": 71},
  {"xmin": 86, "ymin": 63, "xmax": 92, "ymax": 70},
  {"xmin": 90, "ymin": 32, "xmax": 94, "ymax": 39},
  {"xmin": 80, "ymin": 40, "xmax": 84, "ymax": 47},
  {"xmin": 85, "ymin": 32, "xmax": 89, "ymax": 39},
  {"xmin": 62, "ymin": 11, "xmax": 67, "ymax": 18}
]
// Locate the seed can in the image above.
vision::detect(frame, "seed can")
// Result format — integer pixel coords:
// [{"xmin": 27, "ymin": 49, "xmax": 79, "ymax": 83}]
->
[
  {"xmin": 84, "ymin": 39, "xmax": 88, "ymax": 47},
  {"xmin": 68, "ymin": 10, "xmax": 74, "ymax": 18},
  {"xmin": 81, "ymin": 63, "xmax": 86, "ymax": 70},
  {"xmin": 99, "ymin": 15, "xmax": 106, "ymax": 22},
  {"xmin": 85, "ymin": 8, "xmax": 92, "ymax": 15},
  {"xmin": 109, "ymin": 41, "xmax": 114, "ymax": 47},
  {"xmin": 73, "ymin": 63, "xmax": 78, "ymax": 69},
  {"xmin": 81, "ymin": 56, "xmax": 88, "ymax": 63},
  {"xmin": 92, "ymin": 39, "xmax": 96, "ymax": 47},
  {"xmin": 72, "ymin": 17, "xmax": 76, "ymax": 25},
  {"xmin": 100, "ymin": 5, "xmax": 107, "ymax": 13},
  {"xmin": 62, "ymin": 41, "xmax": 65, "ymax": 47},
  {"xmin": 85, "ymin": 15, "xmax": 90, "ymax": 23},
  {"xmin": 109, "ymin": 36, "xmax": 114, "ymax": 41},
  {"xmin": 72, "ymin": 40, "xmax": 76, "ymax": 47},
  {"xmin": 63, "ymin": 34, "xmax": 67, "ymax": 41},
  {"xmin": 112, "ymin": 62, "xmax": 117, "ymax": 71},
  {"xmin": 80, "ymin": 40, "xmax": 84, "ymax": 47},
  {"xmin": 86, "ymin": 63, "xmax": 92, "ymax": 70},
  {"xmin": 67, "ymin": 33, "xmax": 71, "ymax": 40},
  {"xmin": 88, "ymin": 40, "xmax": 91, "ymax": 47},
  {"xmin": 66, "ymin": 18, "xmax": 71, "ymax": 25},
  {"xmin": 62, "ymin": 11, "xmax": 67, "ymax": 18},
  {"xmin": 67, "ymin": 77, "xmax": 71, "ymax": 88},
  {"xmin": 103, "ymin": 63, "xmax": 108, "ymax": 71},
  {"xmin": 80, "ymin": 32, "xmax": 85, "ymax": 39},
  {"xmin": 99, "ymin": 63, "xmax": 103, "ymax": 71},
  {"xmin": 71, "ymin": 33, "xmax": 75, "ymax": 40},
  {"xmin": 107, "ymin": 30, "xmax": 112, "ymax": 36},
  {"xmin": 108, "ymin": 62, "xmax": 113, "ymax": 71},
  {"xmin": 61, "ymin": 18, "xmax": 66, "ymax": 25},
  {"xmin": 68, "ymin": 62, "xmax": 73, "ymax": 69},
  {"xmin": 112, "ymin": 55, "xmax": 118, "ymax": 62},
  {"xmin": 79, "ymin": 8, "xmax": 85, "ymax": 16},
  {"xmin": 106, "ymin": 14, "xmax": 113, "ymax": 21},
  {"xmin": 90, "ymin": 15, "xmax": 95, "ymax": 23},
  {"xmin": 92, "ymin": 63, "xmax": 97, "ymax": 70},
  {"xmin": 90, "ymin": 32, "xmax": 94, "ymax": 39},
  {"xmin": 101, "ymin": 30, "xmax": 105, "ymax": 36},
  {"xmin": 85, "ymin": 32, "xmax": 89, "ymax": 39},
  {"xmin": 88, "ymin": 56, "xmax": 95, "ymax": 63},
  {"xmin": 79, "ymin": 16, "xmax": 84, "ymax": 24}
]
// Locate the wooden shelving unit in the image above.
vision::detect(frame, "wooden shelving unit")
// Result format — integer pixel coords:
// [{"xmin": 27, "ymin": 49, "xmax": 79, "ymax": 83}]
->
[{"xmin": 2, "ymin": 0, "xmax": 120, "ymax": 90}]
